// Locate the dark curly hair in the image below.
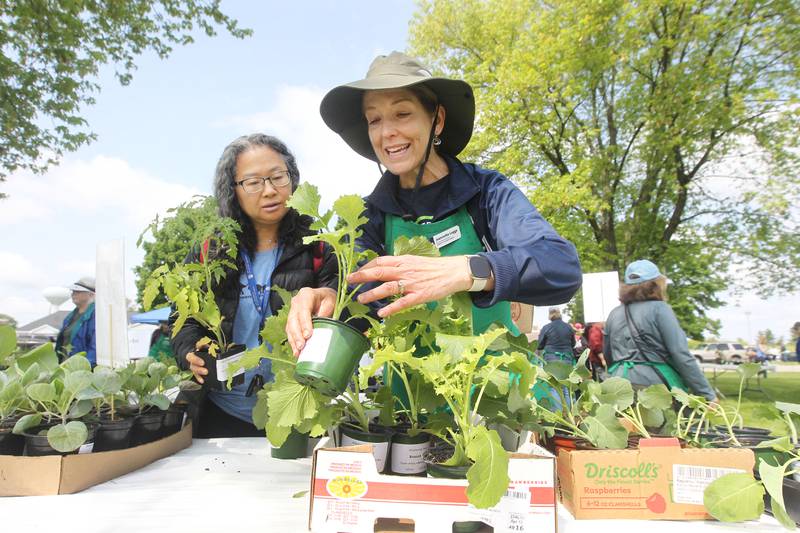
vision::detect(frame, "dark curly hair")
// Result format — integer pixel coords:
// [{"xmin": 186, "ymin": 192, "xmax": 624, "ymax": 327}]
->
[{"xmin": 619, "ymin": 277, "xmax": 668, "ymax": 304}]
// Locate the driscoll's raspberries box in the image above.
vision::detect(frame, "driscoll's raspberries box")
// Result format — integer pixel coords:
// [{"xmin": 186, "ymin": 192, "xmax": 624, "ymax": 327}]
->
[{"xmin": 556, "ymin": 438, "xmax": 754, "ymax": 520}]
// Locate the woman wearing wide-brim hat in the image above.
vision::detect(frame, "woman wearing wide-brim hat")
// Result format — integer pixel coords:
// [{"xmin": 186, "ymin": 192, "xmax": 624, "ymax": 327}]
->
[{"xmin": 286, "ymin": 51, "xmax": 582, "ymax": 353}]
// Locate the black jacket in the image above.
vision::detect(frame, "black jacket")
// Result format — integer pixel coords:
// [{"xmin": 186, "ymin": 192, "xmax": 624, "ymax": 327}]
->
[
  {"xmin": 537, "ymin": 319, "xmax": 575, "ymax": 355},
  {"xmin": 170, "ymin": 211, "xmax": 338, "ymax": 370}
]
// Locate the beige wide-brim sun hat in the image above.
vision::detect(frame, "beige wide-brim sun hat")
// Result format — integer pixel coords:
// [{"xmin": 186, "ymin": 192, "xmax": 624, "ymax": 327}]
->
[{"xmin": 319, "ymin": 51, "xmax": 475, "ymax": 163}]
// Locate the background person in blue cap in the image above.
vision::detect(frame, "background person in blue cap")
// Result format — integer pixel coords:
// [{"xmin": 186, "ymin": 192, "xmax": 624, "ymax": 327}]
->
[
  {"xmin": 55, "ymin": 276, "xmax": 96, "ymax": 366},
  {"xmin": 603, "ymin": 260, "xmax": 716, "ymax": 401}
]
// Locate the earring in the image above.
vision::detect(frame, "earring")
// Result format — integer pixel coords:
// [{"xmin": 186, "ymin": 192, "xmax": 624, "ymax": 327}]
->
[{"xmin": 433, "ymin": 135, "xmax": 442, "ymax": 146}]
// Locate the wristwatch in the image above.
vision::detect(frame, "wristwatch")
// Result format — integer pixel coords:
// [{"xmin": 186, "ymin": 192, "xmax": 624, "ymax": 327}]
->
[{"xmin": 467, "ymin": 255, "xmax": 493, "ymax": 292}]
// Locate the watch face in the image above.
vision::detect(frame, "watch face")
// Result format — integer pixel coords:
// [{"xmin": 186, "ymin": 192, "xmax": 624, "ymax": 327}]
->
[{"xmin": 469, "ymin": 255, "xmax": 492, "ymax": 279}]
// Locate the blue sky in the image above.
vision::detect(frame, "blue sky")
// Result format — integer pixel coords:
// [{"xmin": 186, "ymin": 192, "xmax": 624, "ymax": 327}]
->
[{"xmin": 1, "ymin": 0, "xmax": 797, "ymax": 345}]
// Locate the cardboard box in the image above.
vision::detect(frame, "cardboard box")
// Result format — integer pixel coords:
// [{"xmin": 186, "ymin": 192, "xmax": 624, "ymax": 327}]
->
[
  {"xmin": 557, "ymin": 437, "xmax": 755, "ymax": 520},
  {"xmin": 308, "ymin": 439, "xmax": 557, "ymax": 533},
  {"xmin": 0, "ymin": 423, "xmax": 192, "ymax": 496}
]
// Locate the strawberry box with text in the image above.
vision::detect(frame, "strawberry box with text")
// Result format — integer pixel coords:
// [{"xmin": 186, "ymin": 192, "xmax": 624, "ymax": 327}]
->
[
  {"xmin": 308, "ymin": 439, "xmax": 557, "ymax": 533},
  {"xmin": 556, "ymin": 437, "xmax": 755, "ymax": 520}
]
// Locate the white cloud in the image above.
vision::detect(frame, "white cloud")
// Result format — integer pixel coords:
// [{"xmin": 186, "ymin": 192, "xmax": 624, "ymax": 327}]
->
[
  {"xmin": 218, "ymin": 84, "xmax": 378, "ymax": 207},
  {"xmin": 0, "ymin": 252, "xmax": 47, "ymax": 287},
  {"xmin": 0, "ymin": 155, "xmax": 200, "ymax": 326}
]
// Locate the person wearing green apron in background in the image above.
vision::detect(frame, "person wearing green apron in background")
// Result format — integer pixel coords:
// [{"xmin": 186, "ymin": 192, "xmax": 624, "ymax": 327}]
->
[
  {"xmin": 604, "ymin": 260, "xmax": 716, "ymax": 401},
  {"xmin": 286, "ymin": 51, "xmax": 581, "ymax": 358},
  {"xmin": 148, "ymin": 321, "xmax": 175, "ymax": 363}
]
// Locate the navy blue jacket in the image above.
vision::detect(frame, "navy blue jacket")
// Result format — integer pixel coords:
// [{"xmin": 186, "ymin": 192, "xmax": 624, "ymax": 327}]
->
[
  {"xmin": 358, "ymin": 156, "xmax": 582, "ymax": 307},
  {"xmin": 537, "ymin": 319, "xmax": 575, "ymax": 354},
  {"xmin": 56, "ymin": 305, "xmax": 96, "ymax": 365}
]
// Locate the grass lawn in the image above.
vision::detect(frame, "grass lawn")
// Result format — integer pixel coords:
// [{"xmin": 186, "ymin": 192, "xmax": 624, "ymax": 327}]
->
[{"xmin": 704, "ymin": 370, "xmax": 800, "ymax": 435}]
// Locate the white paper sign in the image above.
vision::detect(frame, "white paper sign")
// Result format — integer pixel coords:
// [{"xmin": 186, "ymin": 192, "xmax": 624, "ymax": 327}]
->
[
  {"xmin": 582, "ymin": 271, "xmax": 621, "ymax": 323},
  {"xmin": 95, "ymin": 240, "xmax": 130, "ymax": 367}
]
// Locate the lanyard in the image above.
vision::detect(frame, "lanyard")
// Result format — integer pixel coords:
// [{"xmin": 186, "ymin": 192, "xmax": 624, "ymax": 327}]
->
[{"xmin": 241, "ymin": 249, "xmax": 274, "ymax": 324}]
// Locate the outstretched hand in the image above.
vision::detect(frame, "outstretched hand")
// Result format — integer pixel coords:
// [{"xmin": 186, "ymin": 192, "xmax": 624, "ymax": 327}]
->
[{"xmin": 347, "ymin": 254, "xmax": 478, "ymax": 318}]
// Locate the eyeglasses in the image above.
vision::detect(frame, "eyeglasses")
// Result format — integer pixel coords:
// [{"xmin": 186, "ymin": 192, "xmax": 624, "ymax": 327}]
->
[{"xmin": 235, "ymin": 170, "xmax": 292, "ymax": 194}]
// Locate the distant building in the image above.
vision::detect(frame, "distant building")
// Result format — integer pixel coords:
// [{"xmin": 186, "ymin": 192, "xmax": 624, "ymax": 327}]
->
[{"xmin": 16, "ymin": 311, "xmax": 70, "ymax": 350}]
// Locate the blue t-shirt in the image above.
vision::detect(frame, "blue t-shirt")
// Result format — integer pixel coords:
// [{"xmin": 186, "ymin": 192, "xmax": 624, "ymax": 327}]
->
[{"xmin": 209, "ymin": 247, "xmax": 279, "ymax": 423}]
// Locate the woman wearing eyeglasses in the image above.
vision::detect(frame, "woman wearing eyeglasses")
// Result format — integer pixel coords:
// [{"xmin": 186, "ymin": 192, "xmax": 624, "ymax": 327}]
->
[{"xmin": 171, "ymin": 133, "xmax": 338, "ymax": 438}]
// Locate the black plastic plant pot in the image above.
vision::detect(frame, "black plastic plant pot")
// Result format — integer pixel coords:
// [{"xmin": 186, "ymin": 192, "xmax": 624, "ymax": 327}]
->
[
  {"xmin": 713, "ymin": 425, "xmax": 771, "ymax": 437},
  {"xmin": 271, "ymin": 429, "xmax": 310, "ymax": 459},
  {"xmin": 389, "ymin": 430, "xmax": 431, "ymax": 476},
  {"xmin": 129, "ymin": 408, "xmax": 166, "ymax": 447},
  {"xmin": 340, "ymin": 423, "xmax": 391, "ymax": 473},
  {"xmin": 0, "ymin": 419, "xmax": 24, "ymax": 456},
  {"xmin": 765, "ymin": 478, "xmax": 800, "ymax": 526},
  {"xmin": 196, "ymin": 344, "xmax": 247, "ymax": 391},
  {"xmin": 93, "ymin": 414, "xmax": 135, "ymax": 452},
  {"xmin": 708, "ymin": 435, "xmax": 788, "ymax": 469},
  {"xmin": 161, "ymin": 403, "xmax": 189, "ymax": 438},
  {"xmin": 294, "ymin": 318, "xmax": 369, "ymax": 397},
  {"xmin": 23, "ymin": 423, "xmax": 98, "ymax": 456}
]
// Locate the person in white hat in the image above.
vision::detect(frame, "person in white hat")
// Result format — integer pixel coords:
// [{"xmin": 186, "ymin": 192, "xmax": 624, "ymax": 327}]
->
[
  {"xmin": 55, "ymin": 276, "xmax": 96, "ymax": 365},
  {"xmin": 286, "ymin": 51, "xmax": 582, "ymax": 355}
]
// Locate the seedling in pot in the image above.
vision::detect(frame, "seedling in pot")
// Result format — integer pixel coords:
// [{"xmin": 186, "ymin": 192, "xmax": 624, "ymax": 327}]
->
[
  {"xmin": 141, "ymin": 200, "xmax": 243, "ymax": 389},
  {"xmin": 14, "ymin": 355, "xmax": 102, "ymax": 453},
  {"xmin": 284, "ymin": 183, "xmax": 378, "ymax": 396}
]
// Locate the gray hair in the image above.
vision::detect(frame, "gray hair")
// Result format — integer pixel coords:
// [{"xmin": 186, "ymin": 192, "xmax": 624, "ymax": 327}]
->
[
  {"xmin": 548, "ymin": 307, "xmax": 562, "ymax": 321},
  {"xmin": 213, "ymin": 133, "xmax": 301, "ymax": 251},
  {"xmin": 214, "ymin": 133, "xmax": 300, "ymax": 215}
]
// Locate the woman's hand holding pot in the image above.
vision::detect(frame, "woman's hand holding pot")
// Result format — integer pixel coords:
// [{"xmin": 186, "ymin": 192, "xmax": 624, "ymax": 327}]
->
[{"xmin": 286, "ymin": 287, "xmax": 337, "ymax": 356}]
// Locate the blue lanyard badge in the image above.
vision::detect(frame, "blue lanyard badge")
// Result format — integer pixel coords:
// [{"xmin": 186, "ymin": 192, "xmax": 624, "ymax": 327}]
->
[{"xmin": 241, "ymin": 249, "xmax": 272, "ymax": 323}]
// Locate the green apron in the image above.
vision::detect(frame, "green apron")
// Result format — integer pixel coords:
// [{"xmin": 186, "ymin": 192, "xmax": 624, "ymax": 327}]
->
[
  {"xmin": 384, "ymin": 206, "xmax": 519, "ymax": 336},
  {"xmin": 607, "ymin": 359, "xmax": 688, "ymax": 391},
  {"xmin": 384, "ymin": 206, "xmax": 519, "ymax": 406}
]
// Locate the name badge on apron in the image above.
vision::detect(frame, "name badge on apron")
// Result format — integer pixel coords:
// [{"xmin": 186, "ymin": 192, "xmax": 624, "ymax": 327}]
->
[{"xmin": 432, "ymin": 225, "xmax": 462, "ymax": 249}]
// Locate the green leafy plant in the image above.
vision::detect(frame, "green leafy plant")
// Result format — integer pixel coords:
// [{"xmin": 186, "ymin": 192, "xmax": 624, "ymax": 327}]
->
[
  {"xmin": 284, "ymin": 183, "xmax": 376, "ymax": 325},
  {"xmin": 13, "ymin": 355, "xmax": 102, "ymax": 453},
  {"xmin": 142, "ymin": 205, "xmax": 241, "ymax": 357},
  {"xmin": 122, "ymin": 358, "xmax": 171, "ymax": 414},
  {"xmin": 405, "ymin": 327, "xmax": 535, "ymax": 509},
  {"xmin": 704, "ymin": 402, "xmax": 800, "ymax": 529}
]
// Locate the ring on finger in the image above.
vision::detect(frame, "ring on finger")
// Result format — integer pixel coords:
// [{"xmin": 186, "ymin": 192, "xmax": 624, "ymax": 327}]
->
[{"xmin": 397, "ymin": 280, "xmax": 405, "ymax": 296}]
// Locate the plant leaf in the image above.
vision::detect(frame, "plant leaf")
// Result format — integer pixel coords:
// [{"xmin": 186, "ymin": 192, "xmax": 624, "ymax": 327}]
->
[
  {"xmin": 13, "ymin": 413, "xmax": 41, "ymax": 434},
  {"xmin": 703, "ymin": 472, "xmax": 765, "ymax": 522},
  {"xmin": 757, "ymin": 436, "xmax": 794, "ymax": 453},
  {"xmin": 64, "ymin": 370, "xmax": 93, "ymax": 394},
  {"xmin": 285, "ymin": 182, "xmax": 322, "ymax": 219},
  {"xmin": 465, "ymin": 426, "xmax": 510, "ymax": 509},
  {"xmin": 0, "ymin": 325, "xmax": 16, "ymax": 360},
  {"xmin": 737, "ymin": 363, "xmax": 761, "ymax": 380},
  {"xmin": 583, "ymin": 404, "xmax": 629, "ymax": 449},
  {"xmin": 47, "ymin": 421, "xmax": 88, "ymax": 453},
  {"xmin": 61, "ymin": 354, "xmax": 91, "ymax": 373},
  {"xmin": 16, "ymin": 343, "xmax": 58, "ymax": 372},
  {"xmin": 393, "ymin": 235, "xmax": 440, "ymax": 257},
  {"xmin": 68, "ymin": 399, "xmax": 93, "ymax": 419},
  {"xmin": 597, "ymin": 377, "xmax": 634, "ymax": 410},
  {"xmin": 26, "ymin": 382, "xmax": 56, "ymax": 403},
  {"xmin": 759, "ymin": 460, "xmax": 796, "ymax": 530},
  {"xmin": 638, "ymin": 384, "xmax": 673, "ymax": 410}
]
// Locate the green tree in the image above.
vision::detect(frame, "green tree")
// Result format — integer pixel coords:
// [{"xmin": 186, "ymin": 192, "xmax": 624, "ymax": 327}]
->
[
  {"xmin": 410, "ymin": 0, "xmax": 800, "ymax": 338},
  {"xmin": 0, "ymin": 1, "xmax": 250, "ymax": 193},
  {"xmin": 134, "ymin": 195, "xmax": 220, "ymax": 308}
]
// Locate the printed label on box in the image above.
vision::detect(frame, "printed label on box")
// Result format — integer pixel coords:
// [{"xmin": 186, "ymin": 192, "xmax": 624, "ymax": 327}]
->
[
  {"xmin": 298, "ymin": 328, "xmax": 333, "ymax": 364},
  {"xmin": 672, "ymin": 464, "xmax": 746, "ymax": 505}
]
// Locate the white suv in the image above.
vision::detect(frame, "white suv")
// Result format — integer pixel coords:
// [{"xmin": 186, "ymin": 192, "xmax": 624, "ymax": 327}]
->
[{"xmin": 692, "ymin": 342, "xmax": 748, "ymax": 364}]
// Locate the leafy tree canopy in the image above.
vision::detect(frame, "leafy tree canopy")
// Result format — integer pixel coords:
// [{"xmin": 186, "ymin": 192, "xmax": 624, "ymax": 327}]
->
[
  {"xmin": 410, "ymin": 0, "xmax": 800, "ymax": 338},
  {"xmin": 134, "ymin": 195, "xmax": 220, "ymax": 309},
  {"xmin": 0, "ymin": 0, "xmax": 250, "ymax": 193}
]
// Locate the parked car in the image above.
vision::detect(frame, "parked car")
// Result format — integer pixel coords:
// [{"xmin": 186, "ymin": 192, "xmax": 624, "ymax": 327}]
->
[
  {"xmin": 781, "ymin": 351, "xmax": 798, "ymax": 362},
  {"xmin": 691, "ymin": 342, "xmax": 748, "ymax": 364},
  {"xmin": 746, "ymin": 346, "xmax": 778, "ymax": 362}
]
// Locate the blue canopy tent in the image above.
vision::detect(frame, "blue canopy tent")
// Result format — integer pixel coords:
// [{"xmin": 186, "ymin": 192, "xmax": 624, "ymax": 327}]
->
[{"xmin": 130, "ymin": 306, "xmax": 171, "ymax": 325}]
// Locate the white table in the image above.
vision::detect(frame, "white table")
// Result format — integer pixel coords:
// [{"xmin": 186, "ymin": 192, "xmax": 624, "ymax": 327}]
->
[{"xmin": 0, "ymin": 438, "xmax": 786, "ymax": 533}]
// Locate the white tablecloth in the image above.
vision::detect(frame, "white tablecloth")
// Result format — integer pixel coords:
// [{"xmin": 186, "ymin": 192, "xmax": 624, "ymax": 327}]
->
[{"xmin": 0, "ymin": 438, "xmax": 786, "ymax": 533}]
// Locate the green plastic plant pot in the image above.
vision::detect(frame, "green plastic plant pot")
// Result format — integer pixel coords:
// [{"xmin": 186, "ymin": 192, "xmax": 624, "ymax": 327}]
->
[
  {"xmin": 294, "ymin": 317, "xmax": 369, "ymax": 397},
  {"xmin": 389, "ymin": 431, "xmax": 430, "ymax": 476},
  {"xmin": 340, "ymin": 423, "xmax": 391, "ymax": 473},
  {"xmin": 271, "ymin": 429, "xmax": 310, "ymax": 459}
]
